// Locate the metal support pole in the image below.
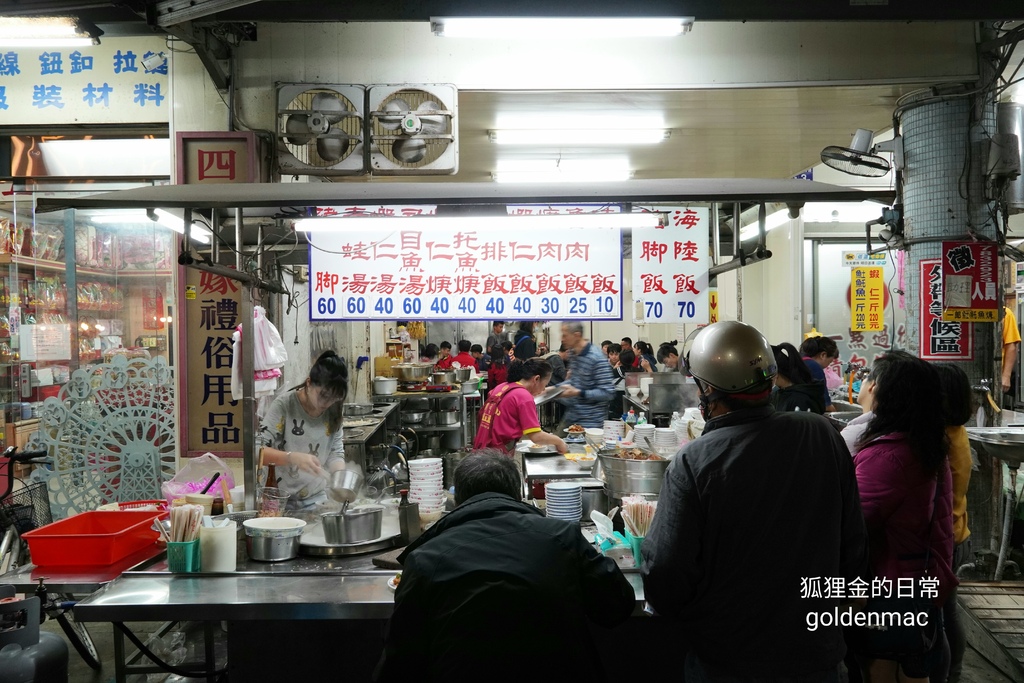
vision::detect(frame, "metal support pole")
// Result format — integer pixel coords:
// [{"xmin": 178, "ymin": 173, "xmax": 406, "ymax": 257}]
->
[
  {"xmin": 211, "ymin": 212, "xmax": 220, "ymax": 265},
  {"xmin": 711, "ymin": 203, "xmax": 721, "ymax": 267},
  {"xmin": 238, "ymin": 208, "xmax": 257, "ymax": 514}
]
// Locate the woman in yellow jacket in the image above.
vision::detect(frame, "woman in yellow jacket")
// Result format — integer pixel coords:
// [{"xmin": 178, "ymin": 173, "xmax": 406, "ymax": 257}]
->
[{"xmin": 936, "ymin": 363, "xmax": 973, "ymax": 683}]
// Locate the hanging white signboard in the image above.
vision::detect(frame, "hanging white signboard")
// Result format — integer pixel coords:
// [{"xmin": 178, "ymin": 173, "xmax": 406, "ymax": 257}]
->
[
  {"xmin": 307, "ymin": 218, "xmax": 623, "ymax": 321},
  {"xmin": 632, "ymin": 206, "xmax": 710, "ymax": 324}
]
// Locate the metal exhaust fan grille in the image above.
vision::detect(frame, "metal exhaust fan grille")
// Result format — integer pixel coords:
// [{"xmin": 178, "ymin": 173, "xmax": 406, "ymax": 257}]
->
[
  {"xmin": 278, "ymin": 85, "xmax": 365, "ymax": 174},
  {"xmin": 820, "ymin": 145, "xmax": 890, "ymax": 178},
  {"xmin": 370, "ymin": 87, "xmax": 455, "ymax": 169}
]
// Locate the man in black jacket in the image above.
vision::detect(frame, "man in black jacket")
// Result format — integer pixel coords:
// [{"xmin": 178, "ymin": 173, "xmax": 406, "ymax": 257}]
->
[
  {"xmin": 375, "ymin": 451, "xmax": 635, "ymax": 683},
  {"xmin": 641, "ymin": 321, "xmax": 868, "ymax": 680}
]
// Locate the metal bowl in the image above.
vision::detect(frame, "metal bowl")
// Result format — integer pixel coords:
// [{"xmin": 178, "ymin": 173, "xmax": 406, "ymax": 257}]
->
[
  {"xmin": 393, "ymin": 363, "xmax": 434, "ymax": 382},
  {"xmin": 343, "ymin": 403, "xmax": 374, "ymax": 417},
  {"xmin": 326, "ymin": 469, "xmax": 364, "ymax": 503},
  {"xmin": 246, "ymin": 534, "xmax": 302, "ymax": 562},
  {"xmin": 402, "ymin": 411, "xmax": 427, "ymax": 424},
  {"xmin": 454, "ymin": 367, "xmax": 473, "ymax": 382}
]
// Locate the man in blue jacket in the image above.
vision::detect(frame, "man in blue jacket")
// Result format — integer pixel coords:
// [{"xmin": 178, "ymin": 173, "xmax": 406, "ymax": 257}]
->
[{"xmin": 556, "ymin": 322, "xmax": 616, "ymax": 430}]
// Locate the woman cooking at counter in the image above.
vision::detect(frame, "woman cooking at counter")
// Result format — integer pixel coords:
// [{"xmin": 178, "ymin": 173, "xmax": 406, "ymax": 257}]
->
[
  {"xmin": 256, "ymin": 350, "xmax": 350, "ymax": 510},
  {"xmin": 474, "ymin": 358, "xmax": 568, "ymax": 455}
]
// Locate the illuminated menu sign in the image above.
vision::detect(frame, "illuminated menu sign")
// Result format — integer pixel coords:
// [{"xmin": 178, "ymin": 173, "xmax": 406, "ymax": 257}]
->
[
  {"xmin": 307, "ymin": 218, "xmax": 623, "ymax": 321},
  {"xmin": 632, "ymin": 206, "xmax": 709, "ymax": 324}
]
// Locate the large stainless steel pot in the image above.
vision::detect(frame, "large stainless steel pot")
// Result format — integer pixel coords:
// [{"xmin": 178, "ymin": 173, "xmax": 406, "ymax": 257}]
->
[
  {"xmin": 393, "ymin": 363, "xmax": 434, "ymax": 382},
  {"xmin": 444, "ymin": 450, "xmax": 471, "ymax": 488},
  {"xmin": 402, "ymin": 411, "xmax": 428, "ymax": 424},
  {"xmin": 321, "ymin": 506, "xmax": 383, "ymax": 544},
  {"xmin": 596, "ymin": 453, "xmax": 669, "ymax": 499},
  {"xmin": 435, "ymin": 409, "xmax": 459, "ymax": 426},
  {"xmin": 581, "ymin": 485, "xmax": 609, "ymax": 519},
  {"xmin": 454, "ymin": 367, "xmax": 473, "ymax": 382},
  {"xmin": 342, "ymin": 403, "xmax": 374, "ymax": 417},
  {"xmin": 432, "ymin": 370, "xmax": 456, "ymax": 385}
]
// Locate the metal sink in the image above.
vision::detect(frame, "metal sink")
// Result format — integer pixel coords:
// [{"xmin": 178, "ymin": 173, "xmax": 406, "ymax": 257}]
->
[{"xmin": 966, "ymin": 427, "xmax": 1024, "ymax": 468}]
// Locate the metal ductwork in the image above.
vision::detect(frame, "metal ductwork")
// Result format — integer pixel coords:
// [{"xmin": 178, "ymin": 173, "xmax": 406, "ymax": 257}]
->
[{"xmin": 997, "ymin": 102, "xmax": 1024, "ymax": 215}]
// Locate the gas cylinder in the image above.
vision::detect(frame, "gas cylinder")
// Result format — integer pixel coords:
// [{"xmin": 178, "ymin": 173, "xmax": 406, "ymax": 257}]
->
[{"xmin": 0, "ymin": 588, "xmax": 68, "ymax": 683}]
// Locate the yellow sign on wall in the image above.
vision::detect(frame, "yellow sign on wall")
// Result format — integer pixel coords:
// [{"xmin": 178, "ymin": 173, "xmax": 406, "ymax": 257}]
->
[
  {"xmin": 708, "ymin": 287, "xmax": 718, "ymax": 324},
  {"xmin": 851, "ymin": 267, "xmax": 884, "ymax": 332}
]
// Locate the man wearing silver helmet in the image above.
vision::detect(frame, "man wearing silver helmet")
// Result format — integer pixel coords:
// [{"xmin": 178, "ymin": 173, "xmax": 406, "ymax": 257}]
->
[{"xmin": 641, "ymin": 321, "xmax": 868, "ymax": 680}]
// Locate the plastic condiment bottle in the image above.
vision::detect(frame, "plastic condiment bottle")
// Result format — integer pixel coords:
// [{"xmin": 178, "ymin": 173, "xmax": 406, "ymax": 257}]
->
[
  {"xmin": 399, "ymin": 489, "xmax": 421, "ymax": 544},
  {"xmin": 626, "ymin": 409, "xmax": 637, "ymax": 425}
]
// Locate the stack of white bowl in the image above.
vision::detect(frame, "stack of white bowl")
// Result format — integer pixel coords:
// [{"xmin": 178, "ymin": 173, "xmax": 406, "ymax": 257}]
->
[
  {"xmin": 408, "ymin": 458, "xmax": 446, "ymax": 516},
  {"xmin": 633, "ymin": 423, "xmax": 656, "ymax": 448},
  {"xmin": 603, "ymin": 420, "xmax": 626, "ymax": 443},
  {"xmin": 544, "ymin": 482, "xmax": 583, "ymax": 522},
  {"xmin": 654, "ymin": 428, "xmax": 680, "ymax": 456}
]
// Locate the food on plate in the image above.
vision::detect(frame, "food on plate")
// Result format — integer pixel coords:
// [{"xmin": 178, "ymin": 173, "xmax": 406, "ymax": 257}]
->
[
  {"xmin": 566, "ymin": 424, "xmax": 586, "ymax": 434},
  {"xmin": 393, "ymin": 573, "xmax": 402, "ymax": 586},
  {"xmin": 616, "ymin": 448, "xmax": 664, "ymax": 461}
]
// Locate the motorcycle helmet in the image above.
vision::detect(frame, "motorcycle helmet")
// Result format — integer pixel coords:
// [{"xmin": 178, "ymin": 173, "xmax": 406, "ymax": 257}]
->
[{"xmin": 682, "ymin": 321, "xmax": 777, "ymax": 393}]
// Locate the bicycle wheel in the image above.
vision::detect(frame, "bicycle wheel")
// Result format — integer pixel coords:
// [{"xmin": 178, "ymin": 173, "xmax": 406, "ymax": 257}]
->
[{"xmin": 56, "ymin": 607, "xmax": 102, "ymax": 670}]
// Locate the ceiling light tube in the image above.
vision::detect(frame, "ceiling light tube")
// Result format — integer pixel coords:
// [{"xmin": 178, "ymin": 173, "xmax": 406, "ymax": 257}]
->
[
  {"xmin": 90, "ymin": 209, "xmax": 211, "ymax": 244},
  {"xmin": 739, "ymin": 210, "xmax": 791, "ymax": 241},
  {"xmin": 152, "ymin": 209, "xmax": 212, "ymax": 244},
  {"xmin": 489, "ymin": 129, "xmax": 670, "ymax": 146},
  {"xmin": 294, "ymin": 212, "xmax": 662, "ymax": 233},
  {"xmin": 492, "ymin": 169, "xmax": 634, "ymax": 184},
  {"xmin": 0, "ymin": 16, "xmax": 101, "ymax": 47},
  {"xmin": 431, "ymin": 17, "xmax": 694, "ymax": 39}
]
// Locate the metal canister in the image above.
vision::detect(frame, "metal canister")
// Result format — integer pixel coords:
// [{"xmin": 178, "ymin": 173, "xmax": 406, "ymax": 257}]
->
[{"xmin": 398, "ymin": 490, "xmax": 421, "ymax": 544}]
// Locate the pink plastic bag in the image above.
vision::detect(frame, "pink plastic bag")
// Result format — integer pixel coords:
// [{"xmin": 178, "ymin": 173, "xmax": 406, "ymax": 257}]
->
[
  {"xmin": 161, "ymin": 453, "xmax": 236, "ymax": 502},
  {"xmin": 824, "ymin": 364, "xmax": 845, "ymax": 391}
]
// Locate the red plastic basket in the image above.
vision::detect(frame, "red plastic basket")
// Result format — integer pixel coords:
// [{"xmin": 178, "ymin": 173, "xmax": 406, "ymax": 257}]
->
[{"xmin": 22, "ymin": 510, "xmax": 163, "ymax": 567}]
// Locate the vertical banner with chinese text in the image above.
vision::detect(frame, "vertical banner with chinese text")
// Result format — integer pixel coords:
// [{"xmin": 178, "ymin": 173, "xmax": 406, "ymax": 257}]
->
[
  {"xmin": 850, "ymin": 266, "xmax": 885, "ymax": 332},
  {"xmin": 178, "ymin": 132, "xmax": 256, "ymax": 459},
  {"xmin": 185, "ymin": 269, "xmax": 242, "ymax": 457},
  {"xmin": 941, "ymin": 241, "xmax": 998, "ymax": 322},
  {"xmin": 920, "ymin": 259, "xmax": 973, "ymax": 361},
  {"xmin": 632, "ymin": 207, "xmax": 709, "ymax": 324}
]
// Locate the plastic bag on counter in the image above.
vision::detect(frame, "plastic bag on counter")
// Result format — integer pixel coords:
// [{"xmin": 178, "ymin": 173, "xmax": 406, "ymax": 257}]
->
[{"xmin": 161, "ymin": 453, "xmax": 235, "ymax": 502}]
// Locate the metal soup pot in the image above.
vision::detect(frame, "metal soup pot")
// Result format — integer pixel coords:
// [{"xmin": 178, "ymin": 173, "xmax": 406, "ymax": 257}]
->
[
  {"xmin": 597, "ymin": 453, "xmax": 670, "ymax": 499},
  {"xmin": 435, "ymin": 409, "xmax": 459, "ymax": 426},
  {"xmin": 321, "ymin": 506, "xmax": 384, "ymax": 544},
  {"xmin": 454, "ymin": 367, "xmax": 474, "ymax": 382},
  {"xmin": 373, "ymin": 377, "xmax": 398, "ymax": 395},
  {"xmin": 432, "ymin": 370, "xmax": 456, "ymax": 385}
]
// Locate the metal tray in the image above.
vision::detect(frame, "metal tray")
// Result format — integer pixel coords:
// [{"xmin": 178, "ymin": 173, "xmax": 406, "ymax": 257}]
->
[{"xmin": 535, "ymin": 384, "xmax": 565, "ymax": 406}]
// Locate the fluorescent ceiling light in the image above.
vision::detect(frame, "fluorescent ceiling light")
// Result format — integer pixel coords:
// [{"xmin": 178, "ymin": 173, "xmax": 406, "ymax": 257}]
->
[
  {"xmin": 431, "ymin": 17, "xmax": 694, "ymax": 38},
  {"xmin": 739, "ymin": 210, "xmax": 790, "ymax": 241},
  {"xmin": 489, "ymin": 129, "xmax": 669, "ymax": 146},
  {"xmin": 0, "ymin": 16, "xmax": 101, "ymax": 47},
  {"xmin": 493, "ymin": 157, "xmax": 632, "ymax": 183},
  {"xmin": 294, "ymin": 212, "xmax": 662, "ymax": 233},
  {"xmin": 88, "ymin": 209, "xmax": 212, "ymax": 244}
]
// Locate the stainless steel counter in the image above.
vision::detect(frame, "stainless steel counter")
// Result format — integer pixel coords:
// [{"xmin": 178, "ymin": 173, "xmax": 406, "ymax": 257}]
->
[
  {"xmin": 523, "ymin": 452, "xmax": 600, "ymax": 483},
  {"xmin": 342, "ymin": 401, "xmax": 399, "ymax": 445},
  {"xmin": 73, "ymin": 566, "xmax": 645, "ymax": 622}
]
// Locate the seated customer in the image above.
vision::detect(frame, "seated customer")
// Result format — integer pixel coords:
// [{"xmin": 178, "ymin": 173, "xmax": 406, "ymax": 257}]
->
[{"xmin": 374, "ymin": 451, "xmax": 635, "ymax": 683}]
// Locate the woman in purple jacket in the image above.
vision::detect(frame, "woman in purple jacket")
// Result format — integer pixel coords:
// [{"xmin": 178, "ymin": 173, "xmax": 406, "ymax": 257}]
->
[{"xmin": 850, "ymin": 351, "xmax": 955, "ymax": 683}]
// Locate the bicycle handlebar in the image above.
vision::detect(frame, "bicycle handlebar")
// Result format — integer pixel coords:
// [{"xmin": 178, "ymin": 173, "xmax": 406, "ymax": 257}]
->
[{"xmin": 2, "ymin": 446, "xmax": 49, "ymax": 463}]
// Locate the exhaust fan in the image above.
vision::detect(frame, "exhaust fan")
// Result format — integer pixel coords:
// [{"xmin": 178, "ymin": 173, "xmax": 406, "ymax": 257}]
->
[
  {"xmin": 821, "ymin": 128, "xmax": 891, "ymax": 178},
  {"xmin": 277, "ymin": 84, "xmax": 366, "ymax": 176},
  {"xmin": 367, "ymin": 84, "xmax": 458, "ymax": 175}
]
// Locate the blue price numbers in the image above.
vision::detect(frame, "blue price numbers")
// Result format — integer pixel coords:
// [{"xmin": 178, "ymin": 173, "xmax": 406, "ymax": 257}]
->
[
  {"xmin": 568, "ymin": 297, "xmax": 588, "ymax": 315},
  {"xmin": 540, "ymin": 297, "xmax": 559, "ymax": 315},
  {"xmin": 346, "ymin": 297, "xmax": 366, "ymax": 315},
  {"xmin": 430, "ymin": 297, "xmax": 449, "ymax": 315},
  {"xmin": 458, "ymin": 297, "xmax": 477, "ymax": 314},
  {"xmin": 512, "ymin": 297, "xmax": 531, "ymax": 314},
  {"xmin": 677, "ymin": 301, "xmax": 696, "ymax": 319},
  {"xmin": 644, "ymin": 301, "xmax": 663, "ymax": 319},
  {"xmin": 316, "ymin": 297, "xmax": 337, "ymax": 315},
  {"xmin": 485, "ymin": 298, "xmax": 505, "ymax": 315},
  {"xmin": 595, "ymin": 296, "xmax": 615, "ymax": 314},
  {"xmin": 374, "ymin": 298, "xmax": 394, "ymax": 315},
  {"xmin": 402, "ymin": 298, "xmax": 422, "ymax": 315}
]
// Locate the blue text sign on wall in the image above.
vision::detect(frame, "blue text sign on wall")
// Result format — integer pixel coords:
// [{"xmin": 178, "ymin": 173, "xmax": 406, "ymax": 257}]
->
[{"xmin": 0, "ymin": 36, "xmax": 169, "ymax": 125}]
